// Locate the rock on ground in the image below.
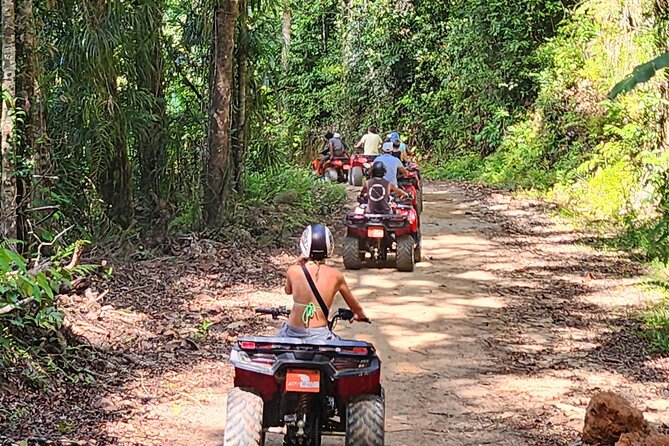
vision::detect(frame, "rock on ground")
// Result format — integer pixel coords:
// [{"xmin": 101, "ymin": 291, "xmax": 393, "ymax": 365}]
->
[
  {"xmin": 582, "ymin": 392, "xmax": 649, "ymax": 444},
  {"xmin": 617, "ymin": 432, "xmax": 669, "ymax": 446}
]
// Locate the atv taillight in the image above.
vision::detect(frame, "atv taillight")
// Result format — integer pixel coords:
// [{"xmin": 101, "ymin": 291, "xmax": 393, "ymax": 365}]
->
[
  {"xmin": 342, "ymin": 346, "xmax": 368, "ymax": 355},
  {"xmin": 240, "ymin": 341, "xmax": 277, "ymax": 350},
  {"xmin": 334, "ymin": 160, "xmax": 343, "ymax": 166}
]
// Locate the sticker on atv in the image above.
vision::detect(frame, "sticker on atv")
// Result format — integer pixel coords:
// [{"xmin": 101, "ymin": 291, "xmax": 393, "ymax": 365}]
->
[
  {"xmin": 286, "ymin": 369, "xmax": 320, "ymax": 393},
  {"xmin": 367, "ymin": 226, "xmax": 385, "ymax": 238}
]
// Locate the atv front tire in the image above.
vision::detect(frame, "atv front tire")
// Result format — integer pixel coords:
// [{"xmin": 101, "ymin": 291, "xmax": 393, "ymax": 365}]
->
[
  {"xmin": 396, "ymin": 235, "xmax": 415, "ymax": 272},
  {"xmin": 345, "ymin": 394, "xmax": 385, "ymax": 446},
  {"xmin": 324, "ymin": 168, "xmax": 338, "ymax": 182},
  {"xmin": 224, "ymin": 388, "xmax": 265, "ymax": 446},
  {"xmin": 351, "ymin": 166, "xmax": 364, "ymax": 187},
  {"xmin": 343, "ymin": 236, "xmax": 363, "ymax": 270}
]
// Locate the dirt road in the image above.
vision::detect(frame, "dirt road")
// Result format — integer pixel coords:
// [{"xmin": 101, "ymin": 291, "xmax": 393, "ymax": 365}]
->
[
  {"xmin": 264, "ymin": 182, "xmax": 523, "ymax": 446},
  {"xmin": 8, "ymin": 181, "xmax": 669, "ymax": 445},
  {"xmin": 263, "ymin": 182, "xmax": 669, "ymax": 445}
]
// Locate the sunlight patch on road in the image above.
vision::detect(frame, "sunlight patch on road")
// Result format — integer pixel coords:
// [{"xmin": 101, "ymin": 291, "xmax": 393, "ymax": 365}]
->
[
  {"xmin": 379, "ymin": 323, "xmax": 451, "ymax": 350},
  {"xmin": 447, "ymin": 297, "xmax": 505, "ymax": 309}
]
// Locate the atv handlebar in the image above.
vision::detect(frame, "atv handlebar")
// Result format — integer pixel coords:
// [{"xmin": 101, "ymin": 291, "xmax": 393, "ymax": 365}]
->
[
  {"xmin": 255, "ymin": 307, "xmax": 371, "ymax": 326},
  {"xmin": 255, "ymin": 306, "xmax": 291, "ymax": 319}
]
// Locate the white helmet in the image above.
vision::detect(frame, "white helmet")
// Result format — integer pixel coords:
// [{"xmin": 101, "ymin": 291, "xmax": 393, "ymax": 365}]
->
[
  {"xmin": 300, "ymin": 224, "xmax": 334, "ymax": 260},
  {"xmin": 333, "ymin": 132, "xmax": 341, "ymax": 138}
]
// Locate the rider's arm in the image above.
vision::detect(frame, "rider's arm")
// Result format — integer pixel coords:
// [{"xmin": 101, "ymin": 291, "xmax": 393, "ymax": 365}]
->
[
  {"xmin": 355, "ymin": 135, "xmax": 365, "ymax": 149},
  {"xmin": 285, "ymin": 265, "xmax": 297, "ymax": 295},
  {"xmin": 338, "ymin": 274, "xmax": 368, "ymax": 321},
  {"xmin": 390, "ymin": 183, "xmax": 409, "ymax": 199},
  {"xmin": 360, "ymin": 183, "xmax": 368, "ymax": 197},
  {"xmin": 398, "ymin": 165, "xmax": 409, "ymax": 176}
]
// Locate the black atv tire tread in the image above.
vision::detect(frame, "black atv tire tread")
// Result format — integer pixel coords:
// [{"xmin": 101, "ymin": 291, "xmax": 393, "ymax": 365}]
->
[
  {"xmin": 414, "ymin": 230, "xmax": 422, "ymax": 263},
  {"xmin": 346, "ymin": 394, "xmax": 385, "ymax": 446},
  {"xmin": 396, "ymin": 235, "xmax": 415, "ymax": 272},
  {"xmin": 343, "ymin": 236, "xmax": 363, "ymax": 270},
  {"xmin": 224, "ymin": 388, "xmax": 265, "ymax": 446},
  {"xmin": 352, "ymin": 166, "xmax": 364, "ymax": 187},
  {"xmin": 325, "ymin": 168, "xmax": 338, "ymax": 182}
]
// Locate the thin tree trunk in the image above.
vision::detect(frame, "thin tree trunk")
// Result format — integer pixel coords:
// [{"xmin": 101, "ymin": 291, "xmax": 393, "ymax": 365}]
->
[
  {"xmin": 233, "ymin": 0, "xmax": 248, "ymax": 190},
  {"xmin": 281, "ymin": 0, "xmax": 291, "ymax": 71},
  {"xmin": 15, "ymin": 0, "xmax": 46, "ymax": 243},
  {"xmin": 27, "ymin": 0, "xmax": 48, "ymax": 203},
  {"xmin": 204, "ymin": 0, "xmax": 239, "ymax": 225},
  {"xmin": 100, "ymin": 137, "xmax": 134, "ymax": 229},
  {"xmin": 656, "ymin": 0, "xmax": 669, "ymax": 151},
  {"xmin": 137, "ymin": 0, "xmax": 167, "ymax": 201},
  {"xmin": 1, "ymin": 0, "xmax": 17, "ymax": 240},
  {"xmin": 99, "ymin": 72, "xmax": 134, "ymax": 228}
]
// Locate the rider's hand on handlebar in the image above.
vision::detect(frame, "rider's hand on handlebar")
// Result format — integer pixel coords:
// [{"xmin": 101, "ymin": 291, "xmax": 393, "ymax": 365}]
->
[{"xmin": 353, "ymin": 311, "xmax": 371, "ymax": 323}]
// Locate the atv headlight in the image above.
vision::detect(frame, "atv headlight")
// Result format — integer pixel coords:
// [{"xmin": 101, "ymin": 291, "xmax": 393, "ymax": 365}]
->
[{"xmin": 363, "ymin": 163, "xmax": 371, "ymax": 168}]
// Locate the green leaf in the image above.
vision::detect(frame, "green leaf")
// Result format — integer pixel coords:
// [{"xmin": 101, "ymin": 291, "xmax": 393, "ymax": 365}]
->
[
  {"xmin": 609, "ymin": 51, "xmax": 669, "ymax": 99},
  {"xmin": 35, "ymin": 273, "xmax": 54, "ymax": 299},
  {"xmin": 1, "ymin": 249, "xmax": 27, "ymax": 272}
]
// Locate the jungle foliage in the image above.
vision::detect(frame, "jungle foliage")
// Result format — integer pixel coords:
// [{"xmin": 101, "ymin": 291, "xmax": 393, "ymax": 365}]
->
[{"xmin": 4, "ymin": 0, "xmax": 669, "ymax": 365}]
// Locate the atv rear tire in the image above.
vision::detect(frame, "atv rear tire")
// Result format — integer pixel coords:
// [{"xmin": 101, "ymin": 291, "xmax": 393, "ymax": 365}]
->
[
  {"xmin": 351, "ymin": 166, "xmax": 364, "ymax": 187},
  {"xmin": 224, "ymin": 388, "xmax": 265, "ymax": 446},
  {"xmin": 324, "ymin": 168, "xmax": 338, "ymax": 182},
  {"xmin": 345, "ymin": 394, "xmax": 385, "ymax": 446},
  {"xmin": 396, "ymin": 235, "xmax": 415, "ymax": 272},
  {"xmin": 414, "ymin": 231, "xmax": 422, "ymax": 263},
  {"xmin": 343, "ymin": 236, "xmax": 363, "ymax": 270}
]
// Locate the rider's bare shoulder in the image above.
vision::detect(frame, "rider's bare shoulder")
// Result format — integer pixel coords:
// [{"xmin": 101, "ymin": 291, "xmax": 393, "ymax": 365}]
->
[{"xmin": 286, "ymin": 264, "xmax": 302, "ymax": 276}]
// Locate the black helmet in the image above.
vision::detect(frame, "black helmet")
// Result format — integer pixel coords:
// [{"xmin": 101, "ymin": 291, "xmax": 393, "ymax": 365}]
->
[
  {"xmin": 371, "ymin": 161, "xmax": 386, "ymax": 178},
  {"xmin": 300, "ymin": 224, "xmax": 334, "ymax": 261}
]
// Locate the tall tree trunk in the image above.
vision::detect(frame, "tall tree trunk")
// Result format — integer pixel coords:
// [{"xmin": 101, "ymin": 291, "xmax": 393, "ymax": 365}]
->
[
  {"xmin": 16, "ymin": 0, "xmax": 45, "ymax": 243},
  {"xmin": 204, "ymin": 0, "xmax": 239, "ymax": 225},
  {"xmin": 137, "ymin": 0, "xmax": 167, "ymax": 202},
  {"xmin": 24, "ymin": 0, "xmax": 48, "ymax": 201},
  {"xmin": 657, "ymin": 0, "xmax": 669, "ymax": 151},
  {"xmin": 232, "ymin": 0, "xmax": 248, "ymax": 190},
  {"xmin": 99, "ymin": 73, "xmax": 134, "ymax": 228},
  {"xmin": 1, "ymin": 0, "xmax": 17, "ymax": 240},
  {"xmin": 281, "ymin": 0, "xmax": 291, "ymax": 71},
  {"xmin": 655, "ymin": 0, "xmax": 669, "ymax": 213}
]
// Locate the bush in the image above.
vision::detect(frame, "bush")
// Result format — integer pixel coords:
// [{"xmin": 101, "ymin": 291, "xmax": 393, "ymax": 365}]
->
[
  {"xmin": 225, "ymin": 167, "xmax": 347, "ymax": 247},
  {"xmin": 0, "ymin": 242, "xmax": 92, "ymax": 386}
]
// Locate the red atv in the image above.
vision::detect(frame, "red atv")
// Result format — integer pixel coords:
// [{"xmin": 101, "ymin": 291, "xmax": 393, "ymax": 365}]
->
[
  {"xmin": 343, "ymin": 197, "xmax": 421, "ymax": 272},
  {"xmin": 398, "ymin": 169, "xmax": 422, "ymax": 214},
  {"xmin": 223, "ymin": 307, "xmax": 384, "ymax": 446},
  {"xmin": 348, "ymin": 154, "xmax": 378, "ymax": 186},
  {"xmin": 311, "ymin": 156, "xmax": 351, "ymax": 183}
]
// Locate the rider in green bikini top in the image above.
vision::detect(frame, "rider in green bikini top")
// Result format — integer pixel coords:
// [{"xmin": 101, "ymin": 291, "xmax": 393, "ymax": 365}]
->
[{"xmin": 279, "ymin": 224, "xmax": 368, "ymax": 339}]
